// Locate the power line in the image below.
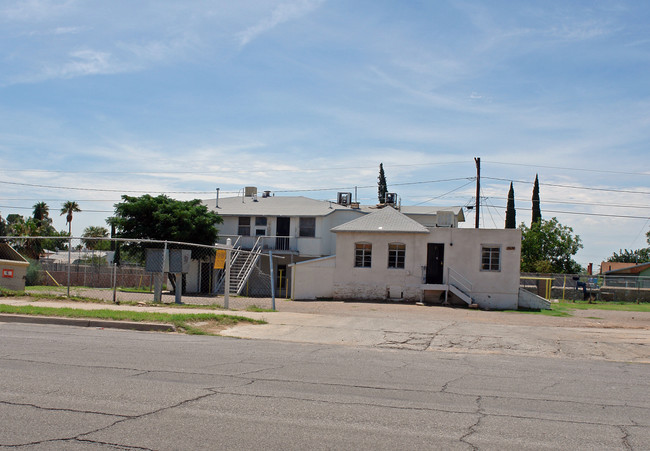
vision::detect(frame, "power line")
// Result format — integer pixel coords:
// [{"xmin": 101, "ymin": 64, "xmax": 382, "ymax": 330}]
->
[
  {"xmin": 484, "ymin": 160, "xmax": 650, "ymax": 177},
  {"xmin": 489, "ymin": 205, "xmax": 649, "ymax": 220},
  {"xmin": 0, "ymin": 161, "xmax": 470, "ymax": 176},
  {"xmin": 483, "ymin": 177, "xmax": 650, "ymax": 195}
]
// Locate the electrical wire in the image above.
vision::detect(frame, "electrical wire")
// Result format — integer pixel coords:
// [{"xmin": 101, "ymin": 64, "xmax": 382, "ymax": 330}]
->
[
  {"xmin": 483, "ymin": 160, "xmax": 650, "ymax": 177},
  {"xmin": 483, "ymin": 177, "xmax": 650, "ymax": 195}
]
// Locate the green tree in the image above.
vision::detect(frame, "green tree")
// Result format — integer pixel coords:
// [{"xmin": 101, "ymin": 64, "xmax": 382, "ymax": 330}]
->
[
  {"xmin": 378, "ymin": 163, "xmax": 388, "ymax": 204},
  {"xmin": 531, "ymin": 174, "xmax": 541, "ymax": 224},
  {"xmin": 60, "ymin": 201, "xmax": 81, "ymax": 235},
  {"xmin": 505, "ymin": 182, "xmax": 516, "ymax": 229},
  {"xmin": 607, "ymin": 230, "xmax": 650, "ymax": 263},
  {"xmin": 0, "ymin": 215, "xmax": 6, "ymax": 238},
  {"xmin": 520, "ymin": 217, "xmax": 583, "ymax": 274},
  {"xmin": 32, "ymin": 202, "xmax": 51, "ymax": 228},
  {"xmin": 82, "ymin": 226, "xmax": 110, "ymax": 250},
  {"xmin": 107, "ymin": 194, "xmax": 222, "ymax": 261}
]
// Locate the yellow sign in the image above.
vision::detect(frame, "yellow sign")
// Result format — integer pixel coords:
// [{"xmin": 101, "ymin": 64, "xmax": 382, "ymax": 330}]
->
[{"xmin": 214, "ymin": 250, "xmax": 227, "ymax": 269}]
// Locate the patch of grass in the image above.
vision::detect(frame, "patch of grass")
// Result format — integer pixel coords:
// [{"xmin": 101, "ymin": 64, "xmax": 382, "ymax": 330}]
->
[
  {"xmin": 246, "ymin": 305, "xmax": 275, "ymax": 312},
  {"xmin": 585, "ymin": 316, "xmax": 604, "ymax": 320},
  {"xmin": 506, "ymin": 306, "xmax": 572, "ymax": 317},
  {"xmin": 555, "ymin": 300, "xmax": 650, "ymax": 312},
  {"xmin": 0, "ymin": 287, "xmax": 26, "ymax": 297},
  {"xmin": 0, "ymin": 304, "xmax": 265, "ymax": 335}
]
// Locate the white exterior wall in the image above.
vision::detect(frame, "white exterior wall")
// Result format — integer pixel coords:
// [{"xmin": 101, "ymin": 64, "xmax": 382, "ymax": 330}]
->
[
  {"xmin": 428, "ymin": 228, "xmax": 521, "ymax": 309},
  {"xmin": 290, "ymin": 256, "xmax": 336, "ymax": 300},
  {"xmin": 332, "ymin": 228, "xmax": 521, "ymax": 309},
  {"xmin": 333, "ymin": 232, "xmax": 427, "ymax": 301}
]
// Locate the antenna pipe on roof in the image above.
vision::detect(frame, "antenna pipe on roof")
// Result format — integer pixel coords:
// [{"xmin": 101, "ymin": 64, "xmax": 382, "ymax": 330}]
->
[
  {"xmin": 216, "ymin": 188, "xmax": 220, "ymax": 208},
  {"xmin": 354, "ymin": 186, "xmax": 358, "ymax": 203}
]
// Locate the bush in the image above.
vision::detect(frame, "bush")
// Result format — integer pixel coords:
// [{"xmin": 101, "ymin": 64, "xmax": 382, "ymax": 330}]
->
[{"xmin": 25, "ymin": 259, "xmax": 43, "ymax": 286}]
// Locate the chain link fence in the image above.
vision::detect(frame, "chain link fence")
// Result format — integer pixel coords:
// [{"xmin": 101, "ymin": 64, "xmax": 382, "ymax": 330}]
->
[
  {"xmin": 521, "ymin": 272, "xmax": 650, "ymax": 302},
  {"xmin": 1, "ymin": 237, "xmax": 280, "ymax": 309}
]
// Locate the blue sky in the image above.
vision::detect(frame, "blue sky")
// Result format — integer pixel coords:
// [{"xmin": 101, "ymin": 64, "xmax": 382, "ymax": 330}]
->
[{"xmin": 1, "ymin": 0, "xmax": 649, "ymax": 268}]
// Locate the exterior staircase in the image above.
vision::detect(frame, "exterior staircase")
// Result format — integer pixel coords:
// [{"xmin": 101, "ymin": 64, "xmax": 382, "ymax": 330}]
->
[
  {"xmin": 215, "ymin": 237, "xmax": 264, "ymax": 295},
  {"xmin": 446, "ymin": 267, "xmax": 475, "ymax": 306}
]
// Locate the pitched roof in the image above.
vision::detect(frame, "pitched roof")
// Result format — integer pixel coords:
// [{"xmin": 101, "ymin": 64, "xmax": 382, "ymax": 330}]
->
[{"xmin": 331, "ymin": 206, "xmax": 429, "ymax": 233}]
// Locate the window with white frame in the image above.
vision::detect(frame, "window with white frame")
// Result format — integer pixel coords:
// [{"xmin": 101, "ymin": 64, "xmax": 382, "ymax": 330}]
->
[
  {"xmin": 255, "ymin": 217, "xmax": 267, "ymax": 236},
  {"xmin": 238, "ymin": 217, "xmax": 251, "ymax": 236},
  {"xmin": 355, "ymin": 242, "xmax": 372, "ymax": 268},
  {"xmin": 299, "ymin": 217, "xmax": 316, "ymax": 237},
  {"xmin": 388, "ymin": 243, "xmax": 405, "ymax": 269},
  {"xmin": 481, "ymin": 246, "xmax": 501, "ymax": 271}
]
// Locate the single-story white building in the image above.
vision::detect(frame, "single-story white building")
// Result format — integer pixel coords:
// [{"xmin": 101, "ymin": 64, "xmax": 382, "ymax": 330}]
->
[{"xmin": 291, "ymin": 206, "xmax": 524, "ymax": 310}]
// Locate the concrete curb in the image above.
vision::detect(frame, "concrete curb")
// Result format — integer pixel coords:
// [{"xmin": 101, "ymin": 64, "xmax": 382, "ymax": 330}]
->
[{"xmin": 0, "ymin": 314, "xmax": 176, "ymax": 332}]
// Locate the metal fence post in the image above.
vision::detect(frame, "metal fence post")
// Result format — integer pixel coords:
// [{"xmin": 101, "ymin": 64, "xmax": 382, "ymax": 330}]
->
[
  {"xmin": 224, "ymin": 238, "xmax": 231, "ymax": 309},
  {"xmin": 67, "ymin": 236, "xmax": 72, "ymax": 297}
]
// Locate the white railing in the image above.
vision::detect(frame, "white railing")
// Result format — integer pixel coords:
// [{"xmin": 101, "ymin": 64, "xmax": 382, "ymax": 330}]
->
[
  {"xmin": 234, "ymin": 237, "xmax": 263, "ymax": 294},
  {"xmin": 448, "ymin": 267, "xmax": 473, "ymax": 298},
  {"xmin": 218, "ymin": 235, "xmax": 298, "ymax": 252}
]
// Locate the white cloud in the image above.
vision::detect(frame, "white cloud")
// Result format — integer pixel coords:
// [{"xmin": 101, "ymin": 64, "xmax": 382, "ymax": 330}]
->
[
  {"xmin": 43, "ymin": 49, "xmax": 124, "ymax": 79},
  {"xmin": 236, "ymin": 0, "xmax": 326, "ymax": 47}
]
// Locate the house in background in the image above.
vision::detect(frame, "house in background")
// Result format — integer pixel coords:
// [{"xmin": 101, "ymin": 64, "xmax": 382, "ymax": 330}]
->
[
  {"xmin": 291, "ymin": 206, "xmax": 526, "ymax": 310},
  {"xmin": 600, "ymin": 261, "xmax": 650, "ymax": 289}
]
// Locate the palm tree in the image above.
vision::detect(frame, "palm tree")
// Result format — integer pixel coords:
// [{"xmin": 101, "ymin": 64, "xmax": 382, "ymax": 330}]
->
[
  {"xmin": 82, "ymin": 226, "xmax": 109, "ymax": 250},
  {"xmin": 60, "ymin": 201, "xmax": 81, "ymax": 235},
  {"xmin": 32, "ymin": 202, "xmax": 50, "ymax": 227}
]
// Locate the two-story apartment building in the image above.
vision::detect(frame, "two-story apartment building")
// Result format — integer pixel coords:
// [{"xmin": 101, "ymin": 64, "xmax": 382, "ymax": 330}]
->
[{"xmin": 196, "ymin": 187, "xmax": 466, "ymax": 296}]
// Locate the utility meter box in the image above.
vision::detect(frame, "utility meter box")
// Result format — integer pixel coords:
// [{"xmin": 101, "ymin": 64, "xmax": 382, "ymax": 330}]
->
[
  {"xmin": 145, "ymin": 249, "xmax": 169, "ymax": 273},
  {"xmin": 168, "ymin": 249, "xmax": 191, "ymax": 273}
]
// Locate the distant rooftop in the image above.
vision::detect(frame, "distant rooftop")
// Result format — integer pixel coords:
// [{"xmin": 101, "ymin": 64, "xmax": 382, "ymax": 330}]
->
[{"xmin": 203, "ymin": 192, "xmax": 464, "ymax": 220}]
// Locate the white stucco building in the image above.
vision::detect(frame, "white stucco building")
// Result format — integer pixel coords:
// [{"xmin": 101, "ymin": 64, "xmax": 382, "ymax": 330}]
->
[{"xmin": 291, "ymin": 206, "xmax": 523, "ymax": 310}]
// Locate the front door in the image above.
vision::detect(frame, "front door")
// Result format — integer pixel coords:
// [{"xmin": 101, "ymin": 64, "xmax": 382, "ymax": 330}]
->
[
  {"xmin": 426, "ymin": 243, "xmax": 444, "ymax": 284},
  {"xmin": 276, "ymin": 217, "xmax": 290, "ymax": 250}
]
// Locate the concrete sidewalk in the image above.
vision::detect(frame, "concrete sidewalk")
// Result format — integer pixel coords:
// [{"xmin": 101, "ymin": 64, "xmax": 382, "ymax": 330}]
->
[{"xmin": 1, "ymin": 297, "xmax": 649, "ymax": 363}]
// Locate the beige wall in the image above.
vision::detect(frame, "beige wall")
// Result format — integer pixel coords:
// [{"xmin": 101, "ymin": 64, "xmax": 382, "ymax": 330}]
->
[
  {"xmin": 290, "ymin": 256, "xmax": 336, "ymax": 300},
  {"xmin": 333, "ymin": 231, "xmax": 427, "ymax": 301},
  {"xmin": 0, "ymin": 260, "xmax": 29, "ymax": 291},
  {"xmin": 331, "ymin": 228, "xmax": 521, "ymax": 309}
]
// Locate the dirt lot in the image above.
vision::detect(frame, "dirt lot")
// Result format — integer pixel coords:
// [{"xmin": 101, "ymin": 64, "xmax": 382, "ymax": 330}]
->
[{"xmin": 271, "ymin": 298, "xmax": 650, "ymax": 330}]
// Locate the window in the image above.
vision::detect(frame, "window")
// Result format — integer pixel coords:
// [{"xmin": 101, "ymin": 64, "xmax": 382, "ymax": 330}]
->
[
  {"xmin": 388, "ymin": 243, "xmax": 405, "ymax": 269},
  {"xmin": 355, "ymin": 242, "xmax": 372, "ymax": 268},
  {"xmin": 299, "ymin": 217, "xmax": 316, "ymax": 237},
  {"xmin": 481, "ymin": 246, "xmax": 501, "ymax": 271},
  {"xmin": 255, "ymin": 217, "xmax": 267, "ymax": 236},
  {"xmin": 238, "ymin": 217, "xmax": 251, "ymax": 236}
]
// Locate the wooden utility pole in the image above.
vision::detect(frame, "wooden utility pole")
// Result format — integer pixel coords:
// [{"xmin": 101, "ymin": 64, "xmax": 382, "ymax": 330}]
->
[{"xmin": 474, "ymin": 157, "xmax": 480, "ymax": 229}]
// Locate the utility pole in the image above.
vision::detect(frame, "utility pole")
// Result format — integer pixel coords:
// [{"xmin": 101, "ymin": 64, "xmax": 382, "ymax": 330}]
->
[{"xmin": 474, "ymin": 157, "xmax": 480, "ymax": 229}]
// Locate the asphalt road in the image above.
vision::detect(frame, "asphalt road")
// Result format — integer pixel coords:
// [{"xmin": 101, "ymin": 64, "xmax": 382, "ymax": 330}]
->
[{"xmin": 1, "ymin": 323, "xmax": 648, "ymax": 450}]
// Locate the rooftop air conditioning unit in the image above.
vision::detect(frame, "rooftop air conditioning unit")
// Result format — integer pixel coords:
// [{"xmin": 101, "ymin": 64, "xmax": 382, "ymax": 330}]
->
[
  {"xmin": 436, "ymin": 211, "xmax": 454, "ymax": 228},
  {"xmin": 244, "ymin": 186, "xmax": 257, "ymax": 197},
  {"xmin": 385, "ymin": 193, "xmax": 397, "ymax": 205},
  {"xmin": 337, "ymin": 192, "xmax": 352, "ymax": 206}
]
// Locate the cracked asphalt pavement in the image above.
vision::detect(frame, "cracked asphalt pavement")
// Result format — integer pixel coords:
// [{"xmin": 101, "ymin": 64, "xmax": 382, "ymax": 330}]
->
[{"xmin": 1, "ymin": 319, "xmax": 649, "ymax": 450}]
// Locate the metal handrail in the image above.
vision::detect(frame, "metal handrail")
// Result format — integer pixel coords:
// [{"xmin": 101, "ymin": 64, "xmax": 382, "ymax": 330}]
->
[
  {"xmin": 235, "ymin": 237, "xmax": 263, "ymax": 294},
  {"xmin": 448, "ymin": 267, "xmax": 473, "ymax": 296}
]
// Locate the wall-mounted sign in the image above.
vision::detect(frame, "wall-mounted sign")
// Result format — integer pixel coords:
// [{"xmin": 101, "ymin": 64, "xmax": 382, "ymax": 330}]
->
[
  {"xmin": 2, "ymin": 269, "xmax": 14, "ymax": 278},
  {"xmin": 214, "ymin": 250, "xmax": 227, "ymax": 269}
]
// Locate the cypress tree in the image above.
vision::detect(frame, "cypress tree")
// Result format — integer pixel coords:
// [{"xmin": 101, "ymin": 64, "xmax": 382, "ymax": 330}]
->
[
  {"xmin": 505, "ymin": 182, "xmax": 516, "ymax": 229},
  {"xmin": 378, "ymin": 163, "xmax": 388, "ymax": 204},
  {"xmin": 532, "ymin": 174, "xmax": 542, "ymax": 224}
]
